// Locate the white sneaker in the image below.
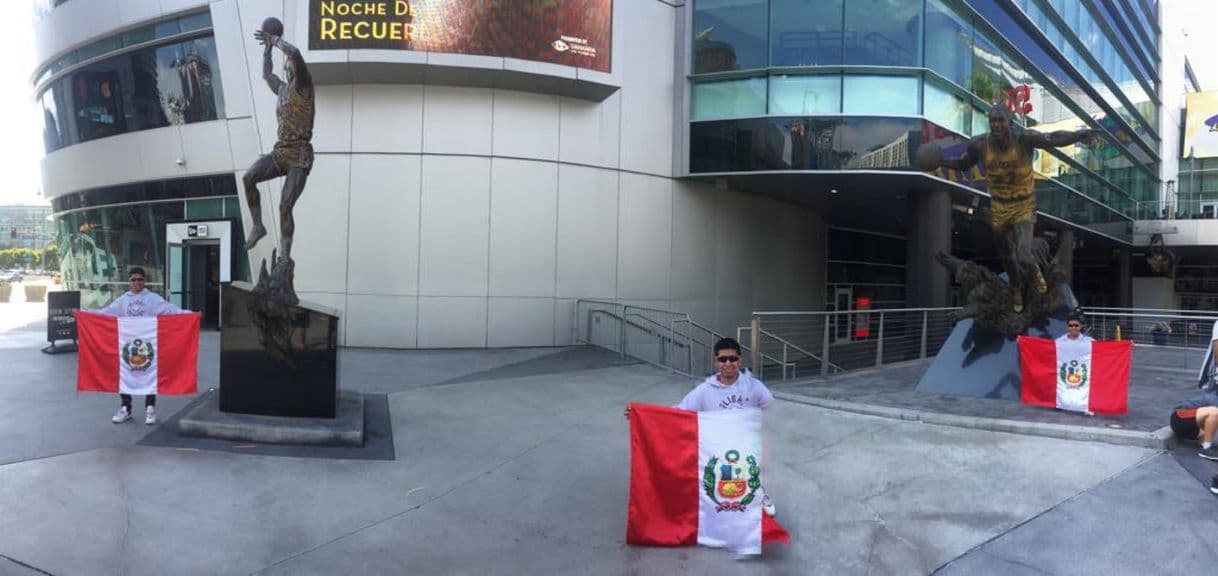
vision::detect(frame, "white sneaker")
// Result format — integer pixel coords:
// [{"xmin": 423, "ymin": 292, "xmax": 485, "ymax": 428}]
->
[
  {"xmin": 762, "ymin": 495, "xmax": 777, "ymax": 517},
  {"xmin": 112, "ymin": 406, "xmax": 131, "ymax": 424},
  {"xmin": 144, "ymin": 406, "xmax": 157, "ymax": 425}
]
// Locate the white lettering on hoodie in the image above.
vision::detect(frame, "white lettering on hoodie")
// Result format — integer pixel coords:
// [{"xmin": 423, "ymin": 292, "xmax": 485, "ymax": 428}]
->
[{"xmin": 674, "ymin": 370, "xmax": 774, "ymax": 412}]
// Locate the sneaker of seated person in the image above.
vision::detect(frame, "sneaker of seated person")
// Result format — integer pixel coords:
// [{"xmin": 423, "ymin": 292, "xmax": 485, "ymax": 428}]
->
[
  {"xmin": 1200, "ymin": 445, "xmax": 1218, "ymax": 461},
  {"xmin": 112, "ymin": 406, "xmax": 131, "ymax": 424}
]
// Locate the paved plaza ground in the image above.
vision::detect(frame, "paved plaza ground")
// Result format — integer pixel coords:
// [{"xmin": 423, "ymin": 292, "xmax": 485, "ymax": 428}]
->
[{"xmin": 1, "ymin": 293, "xmax": 1217, "ymax": 575}]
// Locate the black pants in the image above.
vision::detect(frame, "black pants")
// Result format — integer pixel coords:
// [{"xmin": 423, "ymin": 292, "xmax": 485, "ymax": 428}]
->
[{"xmin": 120, "ymin": 394, "xmax": 156, "ymax": 409}]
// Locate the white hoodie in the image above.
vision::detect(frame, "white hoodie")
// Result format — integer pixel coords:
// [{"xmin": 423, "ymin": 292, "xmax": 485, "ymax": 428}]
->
[{"xmin": 675, "ymin": 370, "xmax": 774, "ymax": 412}]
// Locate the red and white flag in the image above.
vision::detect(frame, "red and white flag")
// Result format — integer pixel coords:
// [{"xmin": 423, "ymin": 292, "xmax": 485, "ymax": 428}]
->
[
  {"xmin": 626, "ymin": 403, "xmax": 790, "ymax": 555},
  {"xmin": 76, "ymin": 311, "xmax": 200, "ymax": 395},
  {"xmin": 1018, "ymin": 336, "xmax": 1131, "ymax": 414}
]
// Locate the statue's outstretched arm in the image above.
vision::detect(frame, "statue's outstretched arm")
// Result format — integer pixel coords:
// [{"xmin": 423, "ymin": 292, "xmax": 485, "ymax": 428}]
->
[
  {"xmin": 1026, "ymin": 128, "xmax": 1099, "ymax": 149},
  {"xmin": 275, "ymin": 37, "xmax": 313, "ymax": 89},
  {"xmin": 939, "ymin": 138, "xmax": 982, "ymax": 172}
]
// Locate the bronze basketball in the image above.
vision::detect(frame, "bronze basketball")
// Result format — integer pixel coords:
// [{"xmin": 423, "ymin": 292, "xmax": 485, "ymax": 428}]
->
[
  {"xmin": 914, "ymin": 143, "xmax": 943, "ymax": 172},
  {"xmin": 261, "ymin": 17, "xmax": 284, "ymax": 37}
]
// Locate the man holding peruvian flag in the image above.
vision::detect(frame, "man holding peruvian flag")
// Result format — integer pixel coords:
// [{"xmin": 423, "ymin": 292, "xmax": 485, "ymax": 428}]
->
[
  {"xmin": 78, "ymin": 267, "xmax": 199, "ymax": 425},
  {"xmin": 624, "ymin": 337, "xmax": 790, "ymax": 558},
  {"xmin": 1019, "ymin": 313, "xmax": 1131, "ymax": 415}
]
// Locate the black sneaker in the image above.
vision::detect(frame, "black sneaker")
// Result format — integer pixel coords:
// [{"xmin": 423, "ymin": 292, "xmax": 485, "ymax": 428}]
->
[
  {"xmin": 1211, "ymin": 475, "xmax": 1218, "ymax": 496},
  {"xmin": 1200, "ymin": 446, "xmax": 1218, "ymax": 461}
]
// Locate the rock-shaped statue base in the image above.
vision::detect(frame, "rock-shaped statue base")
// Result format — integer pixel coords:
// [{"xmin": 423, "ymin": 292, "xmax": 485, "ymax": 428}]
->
[{"xmin": 935, "ymin": 239, "xmax": 1074, "ymax": 338}]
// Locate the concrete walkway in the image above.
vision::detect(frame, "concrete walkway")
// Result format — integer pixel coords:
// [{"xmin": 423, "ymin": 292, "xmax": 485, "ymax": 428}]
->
[{"xmin": 0, "ymin": 308, "xmax": 1214, "ymax": 575}]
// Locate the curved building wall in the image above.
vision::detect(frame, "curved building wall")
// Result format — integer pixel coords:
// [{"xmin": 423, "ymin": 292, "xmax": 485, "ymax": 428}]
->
[{"xmin": 36, "ymin": 0, "xmax": 827, "ymax": 348}]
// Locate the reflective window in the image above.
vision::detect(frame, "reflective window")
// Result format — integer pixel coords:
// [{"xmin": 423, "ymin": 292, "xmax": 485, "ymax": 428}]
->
[
  {"xmin": 842, "ymin": 75, "xmax": 919, "ymax": 116},
  {"xmin": 35, "ymin": 11, "xmax": 213, "ymax": 86},
  {"xmin": 924, "ymin": 79, "xmax": 970, "ymax": 135},
  {"xmin": 770, "ymin": 0, "xmax": 843, "ymax": 67},
  {"xmin": 925, "ymin": 0, "xmax": 973, "ymax": 87},
  {"xmin": 693, "ymin": 0, "xmax": 768, "ymax": 73},
  {"xmin": 691, "ymin": 78, "xmax": 767, "ymax": 121},
  {"xmin": 769, "ymin": 74, "xmax": 841, "ymax": 115},
  {"xmin": 38, "ymin": 36, "xmax": 224, "ymax": 153},
  {"xmin": 843, "ymin": 0, "xmax": 922, "ymax": 66}
]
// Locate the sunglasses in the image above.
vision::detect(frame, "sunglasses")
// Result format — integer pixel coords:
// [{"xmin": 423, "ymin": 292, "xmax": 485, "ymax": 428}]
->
[
  {"xmin": 1067, "ymin": 323, "xmax": 1081, "ymax": 328},
  {"xmin": 130, "ymin": 277, "xmax": 145, "ymax": 282},
  {"xmin": 716, "ymin": 356, "xmax": 740, "ymax": 363}
]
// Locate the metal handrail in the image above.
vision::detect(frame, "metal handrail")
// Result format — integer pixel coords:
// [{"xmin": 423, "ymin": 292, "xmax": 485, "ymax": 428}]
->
[
  {"xmin": 752, "ymin": 307, "xmax": 961, "ymax": 317},
  {"xmin": 737, "ymin": 325, "xmax": 843, "ymax": 378}
]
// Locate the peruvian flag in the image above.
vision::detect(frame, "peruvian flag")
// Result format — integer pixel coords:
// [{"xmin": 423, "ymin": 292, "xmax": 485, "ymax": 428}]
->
[
  {"xmin": 1018, "ymin": 336, "xmax": 1131, "ymax": 415},
  {"xmin": 626, "ymin": 403, "xmax": 790, "ymax": 555},
  {"xmin": 76, "ymin": 311, "xmax": 200, "ymax": 395}
]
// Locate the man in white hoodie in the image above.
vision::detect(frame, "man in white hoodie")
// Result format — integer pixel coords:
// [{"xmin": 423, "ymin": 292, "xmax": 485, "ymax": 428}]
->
[
  {"xmin": 627, "ymin": 337, "xmax": 778, "ymax": 516},
  {"xmin": 97, "ymin": 267, "xmax": 187, "ymax": 425}
]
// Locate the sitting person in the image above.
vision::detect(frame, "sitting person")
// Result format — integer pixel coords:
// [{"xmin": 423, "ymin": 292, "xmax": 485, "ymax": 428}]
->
[{"xmin": 1170, "ymin": 390, "xmax": 1218, "ymax": 460}]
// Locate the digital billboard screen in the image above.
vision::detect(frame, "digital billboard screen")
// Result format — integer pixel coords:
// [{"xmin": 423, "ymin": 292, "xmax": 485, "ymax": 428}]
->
[
  {"xmin": 309, "ymin": 0, "xmax": 612, "ymax": 73},
  {"xmin": 1184, "ymin": 92, "xmax": 1218, "ymax": 159}
]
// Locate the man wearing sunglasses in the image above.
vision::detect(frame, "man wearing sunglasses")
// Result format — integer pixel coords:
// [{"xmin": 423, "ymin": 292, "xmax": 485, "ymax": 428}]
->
[
  {"xmin": 97, "ymin": 267, "xmax": 187, "ymax": 425},
  {"xmin": 1055, "ymin": 313, "xmax": 1092, "ymax": 344},
  {"xmin": 627, "ymin": 337, "xmax": 777, "ymax": 516}
]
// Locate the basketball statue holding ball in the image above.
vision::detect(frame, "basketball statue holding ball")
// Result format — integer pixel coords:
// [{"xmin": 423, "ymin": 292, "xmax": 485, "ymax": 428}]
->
[
  {"xmin": 916, "ymin": 105, "xmax": 1097, "ymax": 314},
  {"xmin": 243, "ymin": 16, "xmax": 314, "ymax": 306}
]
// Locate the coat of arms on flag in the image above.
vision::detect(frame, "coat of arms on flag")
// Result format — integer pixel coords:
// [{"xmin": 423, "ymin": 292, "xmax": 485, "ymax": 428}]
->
[
  {"xmin": 122, "ymin": 339, "xmax": 155, "ymax": 371},
  {"xmin": 626, "ymin": 403, "xmax": 789, "ymax": 555}
]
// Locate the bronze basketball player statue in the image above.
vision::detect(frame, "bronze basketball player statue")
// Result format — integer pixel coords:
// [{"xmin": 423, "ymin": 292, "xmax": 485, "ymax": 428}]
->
[
  {"xmin": 919, "ymin": 105, "xmax": 1096, "ymax": 335},
  {"xmin": 244, "ymin": 17, "xmax": 314, "ymax": 307}
]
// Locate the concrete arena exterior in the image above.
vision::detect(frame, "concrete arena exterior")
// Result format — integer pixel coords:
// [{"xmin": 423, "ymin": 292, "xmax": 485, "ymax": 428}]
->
[{"xmin": 34, "ymin": 0, "xmax": 826, "ymax": 348}]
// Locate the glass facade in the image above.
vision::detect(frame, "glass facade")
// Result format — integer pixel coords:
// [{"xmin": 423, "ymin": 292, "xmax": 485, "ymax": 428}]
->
[
  {"xmin": 35, "ymin": 12, "xmax": 221, "ymax": 154},
  {"xmin": 688, "ymin": 0, "xmax": 1160, "ymax": 241},
  {"xmin": 38, "ymin": 35, "xmax": 224, "ymax": 153},
  {"xmin": 52, "ymin": 176, "xmax": 247, "ymax": 309}
]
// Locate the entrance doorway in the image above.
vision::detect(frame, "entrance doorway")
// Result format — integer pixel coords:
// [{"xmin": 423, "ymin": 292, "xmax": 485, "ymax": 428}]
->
[{"xmin": 165, "ymin": 220, "xmax": 235, "ymax": 330}]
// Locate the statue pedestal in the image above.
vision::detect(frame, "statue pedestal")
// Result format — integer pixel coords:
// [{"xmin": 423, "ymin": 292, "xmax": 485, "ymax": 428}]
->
[
  {"xmin": 916, "ymin": 283, "xmax": 1075, "ymax": 400},
  {"xmin": 219, "ymin": 282, "xmax": 339, "ymax": 418}
]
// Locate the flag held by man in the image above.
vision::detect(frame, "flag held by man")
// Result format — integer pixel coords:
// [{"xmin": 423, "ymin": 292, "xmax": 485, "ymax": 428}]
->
[
  {"xmin": 626, "ymin": 403, "xmax": 790, "ymax": 555},
  {"xmin": 76, "ymin": 310, "xmax": 200, "ymax": 395},
  {"xmin": 1018, "ymin": 336, "xmax": 1131, "ymax": 414}
]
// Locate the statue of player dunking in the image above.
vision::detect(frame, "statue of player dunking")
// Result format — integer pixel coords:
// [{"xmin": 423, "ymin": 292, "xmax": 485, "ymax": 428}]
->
[
  {"xmin": 931, "ymin": 105, "xmax": 1097, "ymax": 313},
  {"xmin": 244, "ymin": 18, "xmax": 314, "ymax": 268}
]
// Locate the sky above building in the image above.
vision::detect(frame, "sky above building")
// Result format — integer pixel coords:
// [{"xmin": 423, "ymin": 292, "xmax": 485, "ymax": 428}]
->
[{"xmin": 0, "ymin": 0, "xmax": 1214, "ymax": 207}]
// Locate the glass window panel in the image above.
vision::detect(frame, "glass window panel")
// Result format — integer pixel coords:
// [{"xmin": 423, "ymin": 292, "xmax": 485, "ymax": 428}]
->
[
  {"xmin": 41, "ymin": 78, "xmax": 70, "ymax": 153},
  {"xmin": 972, "ymin": 106, "xmax": 989, "ymax": 137},
  {"xmin": 841, "ymin": 75, "xmax": 919, "ymax": 116},
  {"xmin": 178, "ymin": 11, "xmax": 213, "ymax": 33},
  {"xmin": 843, "ymin": 0, "xmax": 922, "ymax": 66},
  {"xmin": 691, "ymin": 78, "xmax": 767, "ymax": 121},
  {"xmin": 770, "ymin": 0, "xmax": 843, "ymax": 67},
  {"xmin": 75, "ymin": 37, "xmax": 123, "ymax": 63},
  {"xmin": 185, "ymin": 198, "xmax": 224, "ymax": 219},
  {"xmin": 925, "ymin": 0, "xmax": 973, "ymax": 87},
  {"xmin": 769, "ymin": 74, "xmax": 841, "ymax": 115},
  {"xmin": 693, "ymin": 0, "xmax": 768, "ymax": 73},
  {"xmin": 71, "ymin": 62, "xmax": 130, "ymax": 143},
  {"xmin": 924, "ymin": 80, "xmax": 969, "ymax": 135}
]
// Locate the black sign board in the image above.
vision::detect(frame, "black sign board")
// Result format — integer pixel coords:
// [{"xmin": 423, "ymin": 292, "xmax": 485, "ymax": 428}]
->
[{"xmin": 46, "ymin": 290, "xmax": 80, "ymax": 344}]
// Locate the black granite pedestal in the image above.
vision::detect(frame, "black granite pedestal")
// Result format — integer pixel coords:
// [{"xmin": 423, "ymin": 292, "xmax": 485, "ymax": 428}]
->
[{"xmin": 220, "ymin": 281, "xmax": 339, "ymax": 418}]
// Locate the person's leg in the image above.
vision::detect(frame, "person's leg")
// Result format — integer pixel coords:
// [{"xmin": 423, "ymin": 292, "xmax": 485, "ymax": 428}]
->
[
  {"xmin": 144, "ymin": 395, "xmax": 157, "ymax": 425},
  {"xmin": 995, "ymin": 223, "xmax": 1023, "ymax": 311},
  {"xmin": 112, "ymin": 394, "xmax": 133, "ymax": 423},
  {"xmin": 242, "ymin": 155, "xmax": 286, "ymax": 250},
  {"xmin": 277, "ymin": 166, "xmax": 309, "ymax": 261},
  {"xmin": 1196, "ymin": 406, "xmax": 1218, "ymax": 460},
  {"xmin": 1012, "ymin": 221, "xmax": 1045, "ymax": 294}
]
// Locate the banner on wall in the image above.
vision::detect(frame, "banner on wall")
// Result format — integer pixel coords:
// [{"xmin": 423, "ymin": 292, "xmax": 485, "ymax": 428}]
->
[
  {"xmin": 308, "ymin": 0, "xmax": 613, "ymax": 73},
  {"xmin": 1184, "ymin": 92, "xmax": 1218, "ymax": 159}
]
